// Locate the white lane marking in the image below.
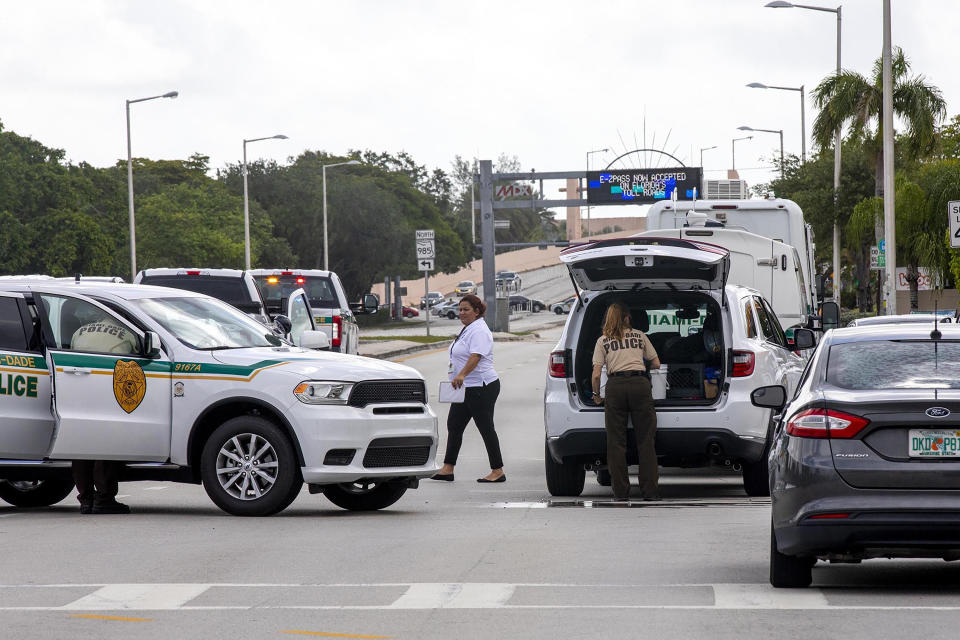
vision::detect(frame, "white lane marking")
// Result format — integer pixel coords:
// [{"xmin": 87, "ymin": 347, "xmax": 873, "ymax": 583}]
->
[
  {"xmin": 713, "ymin": 583, "xmax": 830, "ymax": 609},
  {"xmin": 388, "ymin": 583, "xmax": 516, "ymax": 609},
  {"xmin": 61, "ymin": 584, "xmax": 211, "ymax": 610},
  {"xmin": 0, "ymin": 583, "xmax": 948, "ymax": 611},
  {"xmin": 143, "ymin": 487, "xmax": 168, "ymax": 491},
  {"xmin": 0, "ymin": 514, "xmax": 20, "ymax": 518}
]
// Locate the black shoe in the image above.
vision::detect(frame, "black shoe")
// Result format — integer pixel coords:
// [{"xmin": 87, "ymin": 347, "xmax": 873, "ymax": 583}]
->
[
  {"xmin": 431, "ymin": 473, "xmax": 454, "ymax": 482},
  {"xmin": 79, "ymin": 502, "xmax": 93, "ymax": 515},
  {"xmin": 92, "ymin": 500, "xmax": 130, "ymax": 514},
  {"xmin": 477, "ymin": 475, "xmax": 506, "ymax": 483}
]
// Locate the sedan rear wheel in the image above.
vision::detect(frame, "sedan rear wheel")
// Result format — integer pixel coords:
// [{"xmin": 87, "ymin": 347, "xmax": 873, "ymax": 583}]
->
[{"xmin": 770, "ymin": 521, "xmax": 813, "ymax": 588}]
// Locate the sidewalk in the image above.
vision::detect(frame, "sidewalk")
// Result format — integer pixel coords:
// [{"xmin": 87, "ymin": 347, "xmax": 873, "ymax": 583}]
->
[{"xmin": 359, "ymin": 332, "xmax": 538, "ymax": 360}]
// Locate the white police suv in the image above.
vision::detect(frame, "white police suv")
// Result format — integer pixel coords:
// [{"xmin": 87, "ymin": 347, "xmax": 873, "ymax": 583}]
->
[
  {"xmin": 544, "ymin": 237, "xmax": 807, "ymax": 496},
  {"xmin": 0, "ymin": 280, "xmax": 439, "ymax": 516}
]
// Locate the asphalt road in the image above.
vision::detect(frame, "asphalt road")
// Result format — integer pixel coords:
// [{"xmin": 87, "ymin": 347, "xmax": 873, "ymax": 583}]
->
[{"xmin": 2, "ymin": 328, "xmax": 960, "ymax": 639}]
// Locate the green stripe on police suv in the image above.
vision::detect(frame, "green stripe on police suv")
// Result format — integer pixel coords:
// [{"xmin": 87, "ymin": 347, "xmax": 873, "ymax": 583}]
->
[
  {"xmin": 52, "ymin": 353, "xmax": 286, "ymax": 377},
  {"xmin": 0, "ymin": 354, "xmax": 47, "ymax": 370}
]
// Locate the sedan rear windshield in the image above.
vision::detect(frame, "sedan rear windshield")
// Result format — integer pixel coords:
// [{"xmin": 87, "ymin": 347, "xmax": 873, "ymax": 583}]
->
[{"xmin": 827, "ymin": 340, "xmax": 960, "ymax": 389}]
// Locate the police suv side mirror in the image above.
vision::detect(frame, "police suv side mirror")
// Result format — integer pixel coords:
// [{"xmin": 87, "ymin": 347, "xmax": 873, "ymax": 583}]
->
[
  {"xmin": 751, "ymin": 385, "xmax": 787, "ymax": 410},
  {"xmin": 273, "ymin": 315, "xmax": 293, "ymax": 336},
  {"xmin": 792, "ymin": 328, "xmax": 816, "ymax": 350},
  {"xmin": 299, "ymin": 330, "xmax": 330, "ymax": 350},
  {"xmin": 143, "ymin": 331, "xmax": 162, "ymax": 358}
]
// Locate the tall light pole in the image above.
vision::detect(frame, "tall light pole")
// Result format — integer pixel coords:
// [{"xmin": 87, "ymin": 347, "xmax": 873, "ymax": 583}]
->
[
  {"xmin": 881, "ymin": 0, "xmax": 896, "ymax": 314},
  {"xmin": 738, "ymin": 126, "xmax": 785, "ymax": 179},
  {"xmin": 126, "ymin": 90, "xmax": 178, "ymax": 280},
  {"xmin": 766, "ymin": 0, "xmax": 841, "ymax": 303},
  {"xmin": 746, "ymin": 82, "xmax": 806, "ymax": 163},
  {"xmin": 731, "ymin": 136, "xmax": 752, "ymax": 172},
  {"xmin": 585, "ymin": 148, "xmax": 608, "ymax": 237},
  {"xmin": 242, "ymin": 134, "xmax": 288, "ymax": 270},
  {"xmin": 322, "ymin": 160, "xmax": 361, "ymax": 271},
  {"xmin": 699, "ymin": 145, "xmax": 717, "ymax": 169}
]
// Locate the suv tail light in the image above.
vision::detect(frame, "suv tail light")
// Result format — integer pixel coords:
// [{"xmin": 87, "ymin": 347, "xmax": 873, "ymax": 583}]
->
[
  {"xmin": 331, "ymin": 315, "xmax": 342, "ymax": 347},
  {"xmin": 786, "ymin": 408, "xmax": 870, "ymax": 439},
  {"xmin": 731, "ymin": 350, "xmax": 755, "ymax": 377},
  {"xmin": 548, "ymin": 350, "xmax": 569, "ymax": 378}
]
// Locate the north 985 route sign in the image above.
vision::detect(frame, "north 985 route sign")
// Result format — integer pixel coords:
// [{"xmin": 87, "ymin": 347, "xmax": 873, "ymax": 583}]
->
[
  {"xmin": 415, "ymin": 229, "xmax": 435, "ymax": 269},
  {"xmin": 950, "ymin": 201, "xmax": 960, "ymax": 249}
]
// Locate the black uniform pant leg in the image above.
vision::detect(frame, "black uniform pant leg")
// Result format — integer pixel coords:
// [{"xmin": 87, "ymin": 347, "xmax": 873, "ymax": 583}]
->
[
  {"xmin": 603, "ymin": 378, "xmax": 631, "ymax": 499},
  {"xmin": 627, "ymin": 377, "xmax": 659, "ymax": 496},
  {"xmin": 72, "ymin": 460, "xmax": 95, "ymax": 505},
  {"xmin": 465, "ymin": 379, "xmax": 503, "ymax": 469},
  {"xmin": 443, "ymin": 400, "xmax": 473, "ymax": 466},
  {"xmin": 72, "ymin": 460, "xmax": 120, "ymax": 504}
]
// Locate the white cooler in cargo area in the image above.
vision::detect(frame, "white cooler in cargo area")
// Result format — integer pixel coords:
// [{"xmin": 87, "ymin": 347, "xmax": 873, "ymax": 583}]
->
[{"xmin": 650, "ymin": 366, "xmax": 669, "ymax": 400}]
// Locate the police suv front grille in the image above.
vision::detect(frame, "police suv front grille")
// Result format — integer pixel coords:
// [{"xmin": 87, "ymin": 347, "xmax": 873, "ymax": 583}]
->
[
  {"xmin": 362, "ymin": 437, "xmax": 433, "ymax": 468},
  {"xmin": 348, "ymin": 380, "xmax": 426, "ymax": 408}
]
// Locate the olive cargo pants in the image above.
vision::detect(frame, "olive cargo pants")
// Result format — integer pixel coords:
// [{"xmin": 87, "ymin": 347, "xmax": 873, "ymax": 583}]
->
[{"xmin": 604, "ymin": 376, "xmax": 659, "ymax": 499}]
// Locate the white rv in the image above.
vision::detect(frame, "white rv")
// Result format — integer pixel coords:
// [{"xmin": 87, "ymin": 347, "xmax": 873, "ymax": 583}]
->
[
  {"xmin": 632, "ymin": 223, "xmax": 811, "ymax": 331},
  {"xmin": 645, "ymin": 197, "xmax": 818, "ymax": 316}
]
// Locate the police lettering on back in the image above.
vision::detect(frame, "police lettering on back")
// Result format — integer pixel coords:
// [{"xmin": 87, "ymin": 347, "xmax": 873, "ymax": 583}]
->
[
  {"xmin": 601, "ymin": 331, "xmax": 647, "ymax": 354},
  {"xmin": 75, "ymin": 322, "xmax": 128, "ymax": 340}
]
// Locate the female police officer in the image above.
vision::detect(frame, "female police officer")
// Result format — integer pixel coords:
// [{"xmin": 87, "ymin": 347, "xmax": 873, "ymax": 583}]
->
[{"xmin": 591, "ymin": 302, "xmax": 661, "ymax": 502}]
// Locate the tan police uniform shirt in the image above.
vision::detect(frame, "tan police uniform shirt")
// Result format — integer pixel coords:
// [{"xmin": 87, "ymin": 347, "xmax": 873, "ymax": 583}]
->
[
  {"xmin": 592, "ymin": 330, "xmax": 658, "ymax": 374},
  {"xmin": 71, "ymin": 318, "xmax": 137, "ymax": 354}
]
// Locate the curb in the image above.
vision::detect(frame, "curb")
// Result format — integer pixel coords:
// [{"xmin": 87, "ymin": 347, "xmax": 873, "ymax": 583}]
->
[{"xmin": 361, "ymin": 333, "xmax": 541, "ymax": 360}]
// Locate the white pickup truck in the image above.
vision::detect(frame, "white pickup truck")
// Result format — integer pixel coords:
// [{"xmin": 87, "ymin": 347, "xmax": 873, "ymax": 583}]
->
[{"xmin": 0, "ymin": 281, "xmax": 439, "ymax": 516}]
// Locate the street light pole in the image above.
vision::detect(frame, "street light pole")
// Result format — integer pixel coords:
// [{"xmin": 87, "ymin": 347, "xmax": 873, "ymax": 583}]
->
[
  {"xmin": 765, "ymin": 1, "xmax": 842, "ymax": 303},
  {"xmin": 746, "ymin": 82, "xmax": 806, "ymax": 163},
  {"xmin": 731, "ymin": 136, "xmax": 752, "ymax": 172},
  {"xmin": 126, "ymin": 90, "xmax": 178, "ymax": 280},
  {"xmin": 242, "ymin": 134, "xmax": 288, "ymax": 270},
  {"xmin": 585, "ymin": 148, "xmax": 608, "ymax": 237},
  {"xmin": 322, "ymin": 160, "xmax": 362, "ymax": 271},
  {"xmin": 738, "ymin": 126, "xmax": 785, "ymax": 180},
  {"xmin": 699, "ymin": 145, "xmax": 717, "ymax": 169}
]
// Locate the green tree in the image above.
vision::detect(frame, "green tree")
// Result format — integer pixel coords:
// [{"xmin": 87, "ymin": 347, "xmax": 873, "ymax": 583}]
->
[
  {"xmin": 812, "ymin": 47, "xmax": 946, "ymax": 197},
  {"xmin": 914, "ymin": 159, "xmax": 960, "ymax": 289},
  {"xmin": 846, "ymin": 197, "xmax": 882, "ymax": 311}
]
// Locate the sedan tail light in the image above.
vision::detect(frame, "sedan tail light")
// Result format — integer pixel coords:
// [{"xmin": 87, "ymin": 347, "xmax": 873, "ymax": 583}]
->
[
  {"xmin": 548, "ymin": 350, "xmax": 569, "ymax": 378},
  {"xmin": 786, "ymin": 408, "xmax": 870, "ymax": 439},
  {"xmin": 731, "ymin": 350, "xmax": 755, "ymax": 377}
]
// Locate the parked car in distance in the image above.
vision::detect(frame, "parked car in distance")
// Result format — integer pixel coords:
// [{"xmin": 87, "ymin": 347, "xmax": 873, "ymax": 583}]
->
[
  {"xmin": 455, "ymin": 280, "xmax": 478, "ymax": 295},
  {"xmin": 550, "ymin": 296, "xmax": 577, "ymax": 315},
  {"xmin": 432, "ymin": 300, "xmax": 460, "ymax": 319},
  {"xmin": 402, "ymin": 306, "xmax": 420, "ymax": 318},
  {"xmin": 134, "ymin": 268, "xmax": 270, "ymax": 325},
  {"xmin": 508, "ymin": 295, "xmax": 545, "ymax": 313},
  {"xmin": 420, "ymin": 291, "xmax": 444, "ymax": 309},
  {"xmin": 496, "ymin": 270, "xmax": 522, "ymax": 290},
  {"xmin": 847, "ymin": 313, "xmax": 953, "ymax": 327},
  {"xmin": 754, "ymin": 323, "xmax": 960, "ymax": 588}
]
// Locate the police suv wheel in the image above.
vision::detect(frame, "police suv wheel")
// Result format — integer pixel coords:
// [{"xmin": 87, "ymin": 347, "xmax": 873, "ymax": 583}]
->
[
  {"xmin": 544, "ymin": 441, "xmax": 585, "ymax": 496},
  {"xmin": 323, "ymin": 479, "xmax": 408, "ymax": 511},
  {"xmin": 0, "ymin": 476, "xmax": 75, "ymax": 508},
  {"xmin": 201, "ymin": 416, "xmax": 302, "ymax": 516},
  {"xmin": 742, "ymin": 458, "xmax": 770, "ymax": 497}
]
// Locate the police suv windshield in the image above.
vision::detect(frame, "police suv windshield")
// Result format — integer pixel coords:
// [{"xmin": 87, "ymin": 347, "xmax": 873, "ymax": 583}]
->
[{"xmin": 134, "ymin": 296, "xmax": 280, "ymax": 350}]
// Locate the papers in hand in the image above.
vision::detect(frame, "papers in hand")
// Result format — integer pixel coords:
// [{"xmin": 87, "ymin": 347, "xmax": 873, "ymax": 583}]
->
[{"xmin": 438, "ymin": 381, "xmax": 465, "ymax": 403}]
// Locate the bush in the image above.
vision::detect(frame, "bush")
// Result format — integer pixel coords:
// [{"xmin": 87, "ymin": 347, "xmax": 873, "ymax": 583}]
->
[{"xmin": 356, "ymin": 308, "xmax": 393, "ymax": 328}]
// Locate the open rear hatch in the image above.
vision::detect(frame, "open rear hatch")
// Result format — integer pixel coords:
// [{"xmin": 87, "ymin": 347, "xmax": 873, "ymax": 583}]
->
[{"xmin": 560, "ymin": 237, "xmax": 729, "ymax": 292}]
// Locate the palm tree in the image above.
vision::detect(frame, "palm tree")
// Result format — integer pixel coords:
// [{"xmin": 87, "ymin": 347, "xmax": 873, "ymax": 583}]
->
[{"xmin": 812, "ymin": 47, "xmax": 946, "ymax": 197}]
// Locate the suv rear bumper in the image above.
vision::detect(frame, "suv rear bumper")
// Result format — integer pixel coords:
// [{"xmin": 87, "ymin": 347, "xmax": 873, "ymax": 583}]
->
[{"xmin": 546, "ymin": 427, "xmax": 766, "ymax": 466}]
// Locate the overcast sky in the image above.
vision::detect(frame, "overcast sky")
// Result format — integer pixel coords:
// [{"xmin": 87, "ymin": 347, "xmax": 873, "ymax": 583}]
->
[{"xmin": 2, "ymin": 1, "xmax": 956, "ymax": 218}]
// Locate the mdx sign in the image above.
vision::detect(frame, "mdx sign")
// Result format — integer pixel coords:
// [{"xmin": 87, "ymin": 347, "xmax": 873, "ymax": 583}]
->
[
  {"xmin": 496, "ymin": 183, "xmax": 533, "ymax": 199},
  {"xmin": 587, "ymin": 167, "xmax": 703, "ymax": 204}
]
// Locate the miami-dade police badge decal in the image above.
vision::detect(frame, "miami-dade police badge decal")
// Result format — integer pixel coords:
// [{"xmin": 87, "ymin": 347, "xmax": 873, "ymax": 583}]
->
[{"xmin": 113, "ymin": 360, "xmax": 146, "ymax": 413}]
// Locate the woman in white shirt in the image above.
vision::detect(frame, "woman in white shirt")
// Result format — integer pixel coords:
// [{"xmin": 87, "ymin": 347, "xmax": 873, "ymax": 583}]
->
[{"xmin": 431, "ymin": 294, "xmax": 505, "ymax": 483}]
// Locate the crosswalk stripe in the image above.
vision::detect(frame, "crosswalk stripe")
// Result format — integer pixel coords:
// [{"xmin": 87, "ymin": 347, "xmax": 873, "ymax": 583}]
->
[{"xmin": 61, "ymin": 584, "xmax": 211, "ymax": 610}]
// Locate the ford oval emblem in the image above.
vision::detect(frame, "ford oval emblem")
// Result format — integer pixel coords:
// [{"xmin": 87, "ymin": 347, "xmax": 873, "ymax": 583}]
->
[{"xmin": 926, "ymin": 407, "xmax": 951, "ymax": 418}]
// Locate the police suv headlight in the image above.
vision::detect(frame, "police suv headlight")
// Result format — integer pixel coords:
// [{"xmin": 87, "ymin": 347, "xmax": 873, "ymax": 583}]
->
[{"xmin": 293, "ymin": 381, "xmax": 354, "ymax": 405}]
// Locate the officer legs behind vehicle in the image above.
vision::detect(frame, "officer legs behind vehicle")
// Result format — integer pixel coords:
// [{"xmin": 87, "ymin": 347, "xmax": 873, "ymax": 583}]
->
[{"xmin": 72, "ymin": 460, "xmax": 130, "ymax": 514}]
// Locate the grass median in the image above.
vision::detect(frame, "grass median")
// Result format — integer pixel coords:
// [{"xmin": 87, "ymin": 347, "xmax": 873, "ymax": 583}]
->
[{"xmin": 359, "ymin": 335, "xmax": 451, "ymax": 344}]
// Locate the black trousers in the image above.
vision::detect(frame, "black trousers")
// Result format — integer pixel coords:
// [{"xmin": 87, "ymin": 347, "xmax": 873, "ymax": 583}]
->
[
  {"xmin": 604, "ymin": 376, "xmax": 659, "ymax": 499},
  {"xmin": 72, "ymin": 460, "xmax": 120, "ymax": 505},
  {"xmin": 444, "ymin": 379, "xmax": 503, "ymax": 469}
]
